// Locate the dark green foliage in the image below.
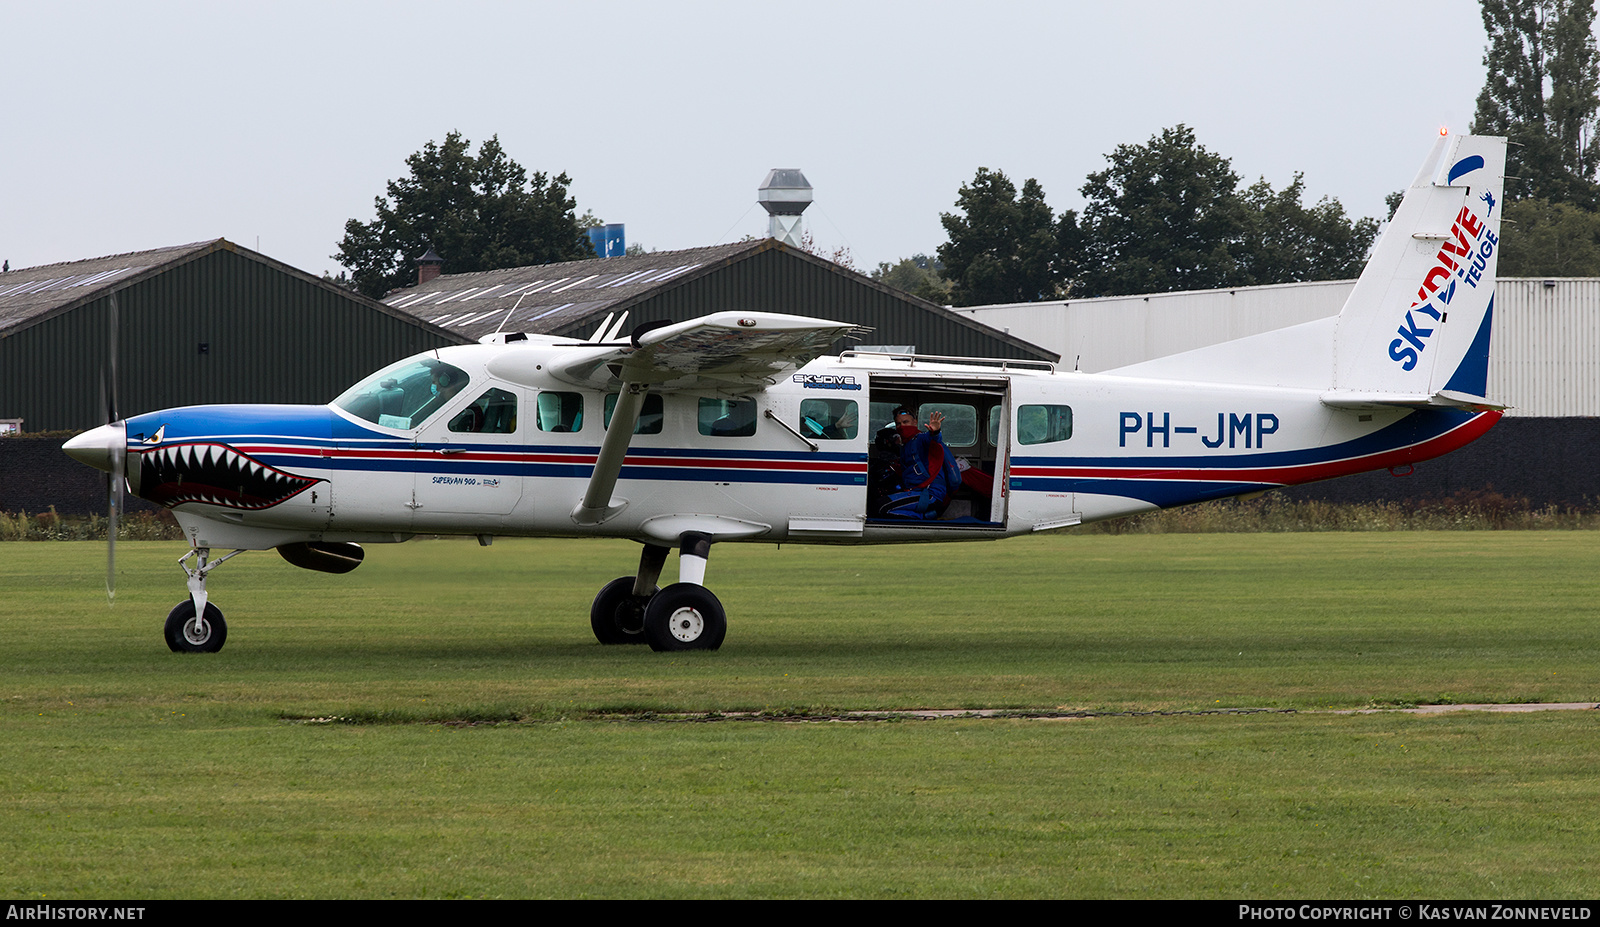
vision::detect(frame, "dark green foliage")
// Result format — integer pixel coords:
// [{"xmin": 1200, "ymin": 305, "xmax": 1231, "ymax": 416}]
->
[
  {"xmin": 1499, "ymin": 196, "xmax": 1600, "ymax": 273},
  {"xmin": 1236, "ymin": 175, "xmax": 1381, "ymax": 285},
  {"xmin": 937, "ymin": 168, "xmax": 1066, "ymax": 306},
  {"xmin": 1074, "ymin": 125, "xmax": 1247, "ymax": 297},
  {"xmin": 1473, "ymin": 0, "xmax": 1600, "ymax": 207},
  {"xmin": 335, "ymin": 132, "xmax": 593, "ymax": 298},
  {"xmin": 1071, "ymin": 126, "xmax": 1378, "ymax": 298},
  {"xmin": 870, "ymin": 253, "xmax": 951, "ymax": 304}
]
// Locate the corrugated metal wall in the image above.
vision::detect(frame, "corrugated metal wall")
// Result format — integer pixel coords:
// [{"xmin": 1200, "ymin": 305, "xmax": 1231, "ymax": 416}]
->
[
  {"xmin": 0, "ymin": 249, "xmax": 460, "ymax": 431},
  {"xmin": 552, "ymin": 249, "xmax": 1056, "ymax": 362},
  {"xmin": 1492, "ymin": 279, "xmax": 1600, "ymax": 417},
  {"xmin": 956, "ymin": 278, "xmax": 1600, "ymax": 417}
]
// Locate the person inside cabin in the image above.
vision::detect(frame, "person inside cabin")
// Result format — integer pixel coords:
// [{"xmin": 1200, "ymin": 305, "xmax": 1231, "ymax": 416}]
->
[{"xmin": 880, "ymin": 406, "xmax": 963, "ymax": 520}]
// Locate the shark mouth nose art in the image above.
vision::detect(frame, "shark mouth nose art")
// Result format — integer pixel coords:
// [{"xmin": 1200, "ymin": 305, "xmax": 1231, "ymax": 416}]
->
[{"xmin": 135, "ymin": 442, "xmax": 322, "ymax": 510}]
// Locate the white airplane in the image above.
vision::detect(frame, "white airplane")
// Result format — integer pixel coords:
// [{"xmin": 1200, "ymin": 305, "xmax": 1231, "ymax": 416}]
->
[{"xmin": 66, "ymin": 133, "xmax": 1507, "ymax": 653}]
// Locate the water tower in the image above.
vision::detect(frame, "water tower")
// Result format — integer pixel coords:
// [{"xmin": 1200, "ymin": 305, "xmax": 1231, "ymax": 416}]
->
[{"xmin": 758, "ymin": 168, "xmax": 812, "ymax": 247}]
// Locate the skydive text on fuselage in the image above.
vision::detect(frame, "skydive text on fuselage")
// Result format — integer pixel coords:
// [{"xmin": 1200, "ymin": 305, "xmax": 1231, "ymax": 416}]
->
[
  {"xmin": 1120, "ymin": 412, "xmax": 1280, "ymax": 449},
  {"xmin": 792, "ymin": 374, "xmax": 862, "ymax": 390}
]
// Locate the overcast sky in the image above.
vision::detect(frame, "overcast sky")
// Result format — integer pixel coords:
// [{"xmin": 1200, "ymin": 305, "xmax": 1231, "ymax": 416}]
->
[{"xmin": 3, "ymin": 1, "xmax": 1497, "ymax": 278}]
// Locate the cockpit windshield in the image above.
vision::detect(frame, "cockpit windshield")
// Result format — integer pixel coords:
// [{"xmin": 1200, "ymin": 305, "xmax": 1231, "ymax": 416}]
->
[{"xmin": 332, "ymin": 358, "xmax": 470, "ymax": 430}]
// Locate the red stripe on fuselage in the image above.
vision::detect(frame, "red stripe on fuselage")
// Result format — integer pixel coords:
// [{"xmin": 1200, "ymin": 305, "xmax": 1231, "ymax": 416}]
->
[
  {"xmin": 230, "ymin": 443, "xmax": 866, "ymax": 473},
  {"xmin": 1011, "ymin": 411, "xmax": 1500, "ymax": 486}
]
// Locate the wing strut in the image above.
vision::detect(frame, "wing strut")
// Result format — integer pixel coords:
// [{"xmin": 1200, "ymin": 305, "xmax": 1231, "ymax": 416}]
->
[{"xmin": 571, "ymin": 381, "xmax": 649, "ymax": 526}]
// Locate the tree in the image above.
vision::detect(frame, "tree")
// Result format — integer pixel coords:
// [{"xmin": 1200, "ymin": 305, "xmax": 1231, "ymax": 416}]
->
[
  {"xmin": 1073, "ymin": 125, "xmax": 1249, "ymax": 297},
  {"xmin": 1236, "ymin": 174, "xmax": 1380, "ymax": 285},
  {"xmin": 335, "ymin": 132, "xmax": 592, "ymax": 298},
  {"xmin": 871, "ymin": 253, "xmax": 952, "ymax": 304},
  {"xmin": 1473, "ymin": 0, "xmax": 1600, "ymax": 206},
  {"xmin": 1072, "ymin": 125, "xmax": 1378, "ymax": 297},
  {"xmin": 1498, "ymin": 196, "xmax": 1600, "ymax": 273},
  {"xmin": 937, "ymin": 168, "xmax": 1065, "ymax": 306}
]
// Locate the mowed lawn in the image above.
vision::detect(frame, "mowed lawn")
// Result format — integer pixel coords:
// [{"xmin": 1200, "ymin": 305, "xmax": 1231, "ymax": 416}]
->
[{"xmin": 2, "ymin": 533, "xmax": 1598, "ymax": 898}]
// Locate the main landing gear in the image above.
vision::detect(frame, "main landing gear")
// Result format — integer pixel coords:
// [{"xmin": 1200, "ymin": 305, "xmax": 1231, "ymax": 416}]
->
[
  {"xmin": 165, "ymin": 547, "xmax": 243, "ymax": 653},
  {"xmin": 590, "ymin": 532, "xmax": 727, "ymax": 651}
]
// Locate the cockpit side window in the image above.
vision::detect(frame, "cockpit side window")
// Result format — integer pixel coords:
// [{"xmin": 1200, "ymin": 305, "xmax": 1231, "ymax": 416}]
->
[
  {"xmin": 536, "ymin": 392, "xmax": 584, "ymax": 433},
  {"xmin": 333, "ymin": 358, "xmax": 470, "ymax": 430},
  {"xmin": 800, "ymin": 398, "xmax": 858, "ymax": 440},
  {"xmin": 450, "ymin": 388, "xmax": 518, "ymax": 434}
]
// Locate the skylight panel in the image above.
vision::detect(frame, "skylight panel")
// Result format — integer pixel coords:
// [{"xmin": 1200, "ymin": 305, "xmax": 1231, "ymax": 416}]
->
[
  {"xmin": 552, "ymin": 274, "xmax": 600, "ymax": 293},
  {"xmin": 649, "ymin": 263, "xmax": 701, "ymax": 283},
  {"xmin": 435, "ymin": 288, "xmax": 481, "ymax": 305},
  {"xmin": 598, "ymin": 269, "xmax": 654, "ymax": 288},
  {"xmin": 529, "ymin": 303, "xmax": 574, "ymax": 321},
  {"xmin": 63, "ymin": 269, "xmax": 122, "ymax": 289},
  {"xmin": 465, "ymin": 285, "xmax": 505, "ymax": 299},
  {"xmin": 528, "ymin": 278, "xmax": 570, "ymax": 294}
]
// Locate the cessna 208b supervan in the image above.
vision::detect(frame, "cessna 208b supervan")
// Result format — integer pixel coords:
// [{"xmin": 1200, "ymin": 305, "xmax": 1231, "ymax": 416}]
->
[{"xmin": 66, "ymin": 133, "xmax": 1507, "ymax": 653}]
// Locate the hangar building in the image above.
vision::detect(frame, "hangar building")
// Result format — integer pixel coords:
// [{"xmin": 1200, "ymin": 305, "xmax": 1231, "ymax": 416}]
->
[
  {"xmin": 0, "ymin": 238, "xmax": 464, "ymax": 434},
  {"xmin": 380, "ymin": 238, "xmax": 1056, "ymax": 362},
  {"xmin": 1, "ymin": 239, "xmax": 463, "ymax": 516},
  {"xmin": 950, "ymin": 278, "xmax": 1599, "ymax": 418}
]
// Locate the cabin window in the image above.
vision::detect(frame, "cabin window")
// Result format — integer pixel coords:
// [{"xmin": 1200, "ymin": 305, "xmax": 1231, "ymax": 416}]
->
[
  {"xmin": 449, "ymin": 388, "xmax": 517, "ymax": 434},
  {"xmin": 799, "ymin": 399, "xmax": 859, "ymax": 440},
  {"xmin": 988, "ymin": 404, "xmax": 1002, "ymax": 446},
  {"xmin": 333, "ymin": 358, "xmax": 470, "ymax": 430},
  {"xmin": 917, "ymin": 402, "xmax": 979, "ymax": 447},
  {"xmin": 535, "ymin": 392, "xmax": 584, "ymax": 433},
  {"xmin": 698, "ymin": 397, "xmax": 757, "ymax": 437},
  {"xmin": 1017, "ymin": 404, "xmax": 1073, "ymax": 444},
  {"xmin": 869, "ymin": 402, "xmax": 899, "ymax": 434},
  {"xmin": 603, "ymin": 393, "xmax": 664, "ymax": 434}
]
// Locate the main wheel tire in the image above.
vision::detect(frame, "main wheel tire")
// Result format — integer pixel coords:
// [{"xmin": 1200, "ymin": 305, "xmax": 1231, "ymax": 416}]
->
[
  {"xmin": 643, "ymin": 583, "xmax": 726, "ymax": 652},
  {"xmin": 164, "ymin": 599, "xmax": 228, "ymax": 653},
  {"xmin": 590, "ymin": 577, "xmax": 657, "ymax": 645}
]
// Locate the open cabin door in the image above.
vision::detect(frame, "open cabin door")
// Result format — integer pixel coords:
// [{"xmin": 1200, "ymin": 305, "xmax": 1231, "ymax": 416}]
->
[{"xmin": 866, "ymin": 374, "xmax": 1010, "ymax": 529}]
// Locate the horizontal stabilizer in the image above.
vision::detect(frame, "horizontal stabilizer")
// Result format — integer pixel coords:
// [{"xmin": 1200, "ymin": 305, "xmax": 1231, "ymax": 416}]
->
[{"xmin": 1319, "ymin": 389, "xmax": 1507, "ymax": 412}]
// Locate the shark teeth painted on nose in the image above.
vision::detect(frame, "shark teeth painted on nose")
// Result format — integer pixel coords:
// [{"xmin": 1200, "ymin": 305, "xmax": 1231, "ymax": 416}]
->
[{"xmin": 135, "ymin": 442, "xmax": 321, "ymax": 510}]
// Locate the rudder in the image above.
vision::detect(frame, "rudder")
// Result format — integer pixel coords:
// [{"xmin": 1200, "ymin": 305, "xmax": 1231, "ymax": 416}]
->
[{"xmin": 1330, "ymin": 133, "xmax": 1506, "ymax": 405}]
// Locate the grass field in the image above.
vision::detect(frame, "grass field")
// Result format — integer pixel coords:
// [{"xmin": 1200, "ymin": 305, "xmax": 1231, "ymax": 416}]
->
[{"xmin": 3, "ymin": 534, "xmax": 1598, "ymax": 898}]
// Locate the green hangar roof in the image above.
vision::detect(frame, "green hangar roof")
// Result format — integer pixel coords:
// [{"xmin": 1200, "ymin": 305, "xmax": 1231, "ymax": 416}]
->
[{"xmin": 0, "ymin": 239, "xmax": 464, "ymax": 432}]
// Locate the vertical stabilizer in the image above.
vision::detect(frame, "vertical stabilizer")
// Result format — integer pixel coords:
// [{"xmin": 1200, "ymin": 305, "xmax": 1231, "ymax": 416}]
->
[{"xmin": 1329, "ymin": 133, "xmax": 1505, "ymax": 405}]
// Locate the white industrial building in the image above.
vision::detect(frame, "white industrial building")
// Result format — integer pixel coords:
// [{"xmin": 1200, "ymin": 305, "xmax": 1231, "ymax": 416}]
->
[{"xmin": 952, "ymin": 278, "xmax": 1600, "ymax": 418}]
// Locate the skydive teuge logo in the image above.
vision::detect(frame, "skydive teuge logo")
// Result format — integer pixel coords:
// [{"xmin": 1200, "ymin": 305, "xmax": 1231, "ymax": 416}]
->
[{"xmin": 1388, "ymin": 199, "xmax": 1497, "ymax": 371}]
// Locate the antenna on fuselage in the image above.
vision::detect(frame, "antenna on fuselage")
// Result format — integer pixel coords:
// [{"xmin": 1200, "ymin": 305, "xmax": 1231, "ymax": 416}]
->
[{"xmin": 495, "ymin": 294, "xmax": 528, "ymax": 335}]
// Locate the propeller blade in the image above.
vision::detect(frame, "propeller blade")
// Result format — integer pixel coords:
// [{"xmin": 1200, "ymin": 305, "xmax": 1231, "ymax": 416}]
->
[
  {"xmin": 105, "ymin": 291, "xmax": 120, "ymax": 606},
  {"xmin": 107, "ymin": 432, "xmax": 122, "ymax": 605}
]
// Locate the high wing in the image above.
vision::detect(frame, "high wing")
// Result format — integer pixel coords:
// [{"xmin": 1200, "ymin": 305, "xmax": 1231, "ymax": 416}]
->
[
  {"xmin": 488, "ymin": 311, "xmax": 866, "ymax": 394},
  {"xmin": 486, "ymin": 311, "xmax": 867, "ymax": 526}
]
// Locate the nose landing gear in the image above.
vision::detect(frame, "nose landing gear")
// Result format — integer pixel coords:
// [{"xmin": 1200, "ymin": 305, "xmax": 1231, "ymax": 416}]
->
[{"xmin": 165, "ymin": 547, "xmax": 244, "ymax": 653}]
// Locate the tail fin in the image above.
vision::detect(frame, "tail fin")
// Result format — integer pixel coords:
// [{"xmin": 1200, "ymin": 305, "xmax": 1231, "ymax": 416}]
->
[{"xmin": 1329, "ymin": 133, "xmax": 1506, "ymax": 408}]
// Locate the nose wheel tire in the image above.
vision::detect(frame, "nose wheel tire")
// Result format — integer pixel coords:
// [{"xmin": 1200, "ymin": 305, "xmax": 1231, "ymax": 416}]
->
[
  {"xmin": 164, "ymin": 600, "xmax": 228, "ymax": 653},
  {"xmin": 643, "ymin": 583, "xmax": 726, "ymax": 652},
  {"xmin": 591, "ymin": 576, "xmax": 658, "ymax": 645}
]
